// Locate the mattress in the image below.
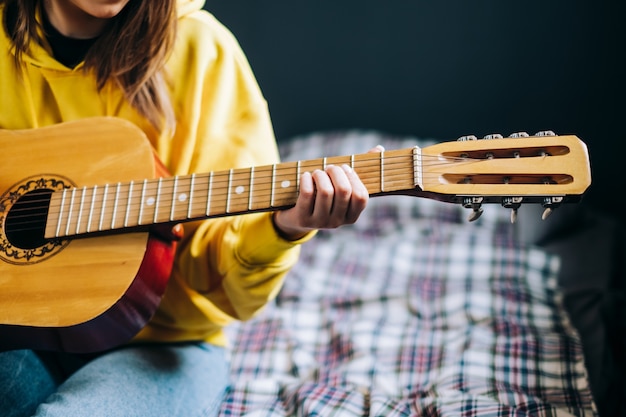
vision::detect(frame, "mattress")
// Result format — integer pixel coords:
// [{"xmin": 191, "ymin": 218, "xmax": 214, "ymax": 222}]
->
[{"xmin": 218, "ymin": 131, "xmax": 596, "ymax": 416}]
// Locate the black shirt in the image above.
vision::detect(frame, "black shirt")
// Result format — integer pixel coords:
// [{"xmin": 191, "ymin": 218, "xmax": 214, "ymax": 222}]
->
[{"xmin": 41, "ymin": 9, "xmax": 98, "ymax": 69}]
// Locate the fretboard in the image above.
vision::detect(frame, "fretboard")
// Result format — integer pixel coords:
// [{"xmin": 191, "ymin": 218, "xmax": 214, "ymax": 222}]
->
[{"xmin": 44, "ymin": 147, "xmax": 419, "ymax": 238}]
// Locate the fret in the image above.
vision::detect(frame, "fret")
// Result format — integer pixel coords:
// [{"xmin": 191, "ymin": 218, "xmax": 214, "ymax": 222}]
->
[
  {"xmin": 124, "ymin": 181, "xmax": 134, "ymax": 228},
  {"xmin": 98, "ymin": 184, "xmax": 109, "ymax": 232},
  {"xmin": 153, "ymin": 178, "xmax": 163, "ymax": 224},
  {"xmin": 87, "ymin": 186, "xmax": 97, "ymax": 233},
  {"xmin": 111, "ymin": 182, "xmax": 121, "ymax": 230},
  {"xmin": 296, "ymin": 161, "xmax": 301, "ymax": 196},
  {"xmin": 226, "ymin": 169, "xmax": 233, "ymax": 213},
  {"xmin": 248, "ymin": 167, "xmax": 254, "ymax": 210},
  {"xmin": 65, "ymin": 188, "xmax": 76, "ymax": 237},
  {"xmin": 187, "ymin": 174, "xmax": 195, "ymax": 219},
  {"xmin": 79, "ymin": 186, "xmax": 96, "ymax": 234},
  {"xmin": 170, "ymin": 176, "xmax": 178, "ymax": 222},
  {"xmin": 206, "ymin": 172, "xmax": 213, "ymax": 216},
  {"xmin": 270, "ymin": 164, "xmax": 276, "ymax": 208},
  {"xmin": 138, "ymin": 180, "xmax": 148, "ymax": 225},
  {"xmin": 76, "ymin": 186, "xmax": 86, "ymax": 234}
]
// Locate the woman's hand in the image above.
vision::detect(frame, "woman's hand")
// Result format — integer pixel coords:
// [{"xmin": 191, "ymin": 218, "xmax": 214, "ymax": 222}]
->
[{"xmin": 272, "ymin": 145, "xmax": 384, "ymax": 240}]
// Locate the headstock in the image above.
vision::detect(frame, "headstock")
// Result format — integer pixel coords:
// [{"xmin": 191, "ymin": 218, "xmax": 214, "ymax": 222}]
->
[{"xmin": 419, "ymin": 131, "xmax": 591, "ymax": 222}]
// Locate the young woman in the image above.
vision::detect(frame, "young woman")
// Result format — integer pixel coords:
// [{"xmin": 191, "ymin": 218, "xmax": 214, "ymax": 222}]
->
[{"xmin": 0, "ymin": 1, "xmax": 373, "ymax": 415}]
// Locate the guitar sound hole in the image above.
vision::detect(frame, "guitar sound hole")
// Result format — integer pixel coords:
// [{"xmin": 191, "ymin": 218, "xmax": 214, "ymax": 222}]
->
[{"xmin": 5, "ymin": 189, "xmax": 53, "ymax": 249}]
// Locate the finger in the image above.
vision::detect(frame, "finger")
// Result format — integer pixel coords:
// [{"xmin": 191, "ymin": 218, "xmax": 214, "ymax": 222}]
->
[
  {"xmin": 295, "ymin": 171, "xmax": 315, "ymax": 216},
  {"xmin": 310, "ymin": 169, "xmax": 335, "ymax": 223},
  {"xmin": 367, "ymin": 144, "xmax": 385, "ymax": 153},
  {"xmin": 272, "ymin": 172, "xmax": 316, "ymax": 239},
  {"xmin": 324, "ymin": 165, "xmax": 353, "ymax": 222},
  {"xmin": 341, "ymin": 164, "xmax": 369, "ymax": 224}
]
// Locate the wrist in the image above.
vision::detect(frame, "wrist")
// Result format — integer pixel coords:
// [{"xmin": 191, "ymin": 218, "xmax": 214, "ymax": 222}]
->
[{"xmin": 271, "ymin": 211, "xmax": 312, "ymax": 241}]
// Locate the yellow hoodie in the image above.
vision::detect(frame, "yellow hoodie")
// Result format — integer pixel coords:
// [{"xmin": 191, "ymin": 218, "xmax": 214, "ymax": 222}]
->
[{"xmin": 0, "ymin": 0, "xmax": 311, "ymax": 346}]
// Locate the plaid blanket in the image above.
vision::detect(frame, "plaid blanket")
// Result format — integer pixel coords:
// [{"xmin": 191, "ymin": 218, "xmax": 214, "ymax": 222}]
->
[{"xmin": 219, "ymin": 132, "xmax": 597, "ymax": 417}]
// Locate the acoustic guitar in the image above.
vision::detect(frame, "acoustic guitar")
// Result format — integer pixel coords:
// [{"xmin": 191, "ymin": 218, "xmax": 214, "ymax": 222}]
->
[{"xmin": 0, "ymin": 117, "xmax": 591, "ymax": 353}]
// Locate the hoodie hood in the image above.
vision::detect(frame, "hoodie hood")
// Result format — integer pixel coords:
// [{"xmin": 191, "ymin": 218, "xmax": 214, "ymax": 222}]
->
[
  {"xmin": 0, "ymin": 0, "xmax": 208, "ymax": 129},
  {"xmin": 177, "ymin": 0, "xmax": 205, "ymax": 17}
]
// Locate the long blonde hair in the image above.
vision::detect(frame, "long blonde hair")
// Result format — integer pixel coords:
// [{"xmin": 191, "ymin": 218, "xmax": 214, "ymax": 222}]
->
[{"xmin": 2, "ymin": 0, "xmax": 177, "ymax": 131}]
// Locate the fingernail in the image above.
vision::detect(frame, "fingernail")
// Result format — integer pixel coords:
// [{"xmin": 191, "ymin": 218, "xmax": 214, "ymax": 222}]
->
[{"xmin": 342, "ymin": 164, "xmax": 353, "ymax": 173}]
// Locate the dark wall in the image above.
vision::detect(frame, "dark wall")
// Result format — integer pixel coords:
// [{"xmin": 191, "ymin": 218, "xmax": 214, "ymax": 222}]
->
[{"xmin": 203, "ymin": 0, "xmax": 625, "ymax": 219}]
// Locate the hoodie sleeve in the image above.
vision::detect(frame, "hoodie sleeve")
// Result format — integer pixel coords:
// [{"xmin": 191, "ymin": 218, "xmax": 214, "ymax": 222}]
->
[{"xmin": 163, "ymin": 9, "xmax": 314, "ymax": 321}]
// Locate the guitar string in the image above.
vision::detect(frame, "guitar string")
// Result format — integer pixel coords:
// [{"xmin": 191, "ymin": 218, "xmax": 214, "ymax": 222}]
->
[
  {"xmin": 7, "ymin": 156, "xmax": 544, "ymax": 223},
  {"xmin": 4, "ymin": 153, "xmax": 536, "ymax": 234},
  {"xmin": 5, "ymin": 153, "xmax": 481, "ymax": 221},
  {"xmin": 4, "ymin": 154, "xmax": 545, "ymax": 234}
]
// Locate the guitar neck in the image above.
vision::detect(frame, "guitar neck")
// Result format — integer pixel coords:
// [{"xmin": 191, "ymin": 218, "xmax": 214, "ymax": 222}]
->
[{"xmin": 45, "ymin": 148, "xmax": 419, "ymax": 239}]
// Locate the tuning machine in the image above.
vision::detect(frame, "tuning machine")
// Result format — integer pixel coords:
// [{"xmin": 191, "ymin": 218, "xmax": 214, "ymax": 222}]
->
[
  {"xmin": 483, "ymin": 133, "xmax": 503, "ymax": 140},
  {"xmin": 462, "ymin": 196, "xmax": 484, "ymax": 222},
  {"xmin": 502, "ymin": 196, "xmax": 523, "ymax": 223},
  {"xmin": 541, "ymin": 196, "xmax": 564, "ymax": 220}
]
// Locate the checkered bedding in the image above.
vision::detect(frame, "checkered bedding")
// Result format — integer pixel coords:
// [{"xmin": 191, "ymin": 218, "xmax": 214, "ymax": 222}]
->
[{"xmin": 218, "ymin": 132, "xmax": 597, "ymax": 417}]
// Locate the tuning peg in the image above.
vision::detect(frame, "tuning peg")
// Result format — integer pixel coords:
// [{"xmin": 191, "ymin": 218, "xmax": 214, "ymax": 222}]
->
[
  {"xmin": 483, "ymin": 133, "xmax": 503, "ymax": 140},
  {"xmin": 542, "ymin": 207, "xmax": 553, "ymax": 220},
  {"xmin": 457, "ymin": 135, "xmax": 477, "ymax": 141},
  {"xmin": 509, "ymin": 132, "xmax": 529, "ymax": 138},
  {"xmin": 541, "ymin": 196, "xmax": 564, "ymax": 220},
  {"xmin": 501, "ymin": 196, "xmax": 523, "ymax": 224},
  {"xmin": 535, "ymin": 130, "xmax": 556, "ymax": 137},
  {"xmin": 463, "ymin": 196, "xmax": 484, "ymax": 222},
  {"xmin": 468, "ymin": 208, "xmax": 483, "ymax": 222}
]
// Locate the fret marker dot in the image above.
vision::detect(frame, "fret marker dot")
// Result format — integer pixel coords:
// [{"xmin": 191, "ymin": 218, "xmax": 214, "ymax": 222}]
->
[
  {"xmin": 281, "ymin": 180, "xmax": 290, "ymax": 188},
  {"xmin": 178, "ymin": 194, "xmax": 188, "ymax": 202},
  {"xmin": 235, "ymin": 186, "xmax": 245, "ymax": 194},
  {"xmin": 146, "ymin": 197, "xmax": 155, "ymax": 206}
]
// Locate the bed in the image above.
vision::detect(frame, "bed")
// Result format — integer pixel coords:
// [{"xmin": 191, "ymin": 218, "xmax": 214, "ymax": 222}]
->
[{"xmin": 216, "ymin": 131, "xmax": 607, "ymax": 417}]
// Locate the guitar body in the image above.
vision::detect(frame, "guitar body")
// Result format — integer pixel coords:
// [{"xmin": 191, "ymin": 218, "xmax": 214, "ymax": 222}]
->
[{"xmin": 0, "ymin": 118, "xmax": 175, "ymax": 353}]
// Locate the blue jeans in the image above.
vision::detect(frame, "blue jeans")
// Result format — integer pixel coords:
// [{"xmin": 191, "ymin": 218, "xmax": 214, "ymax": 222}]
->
[{"xmin": 0, "ymin": 342, "xmax": 229, "ymax": 417}]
